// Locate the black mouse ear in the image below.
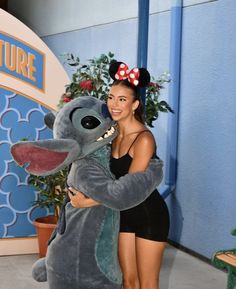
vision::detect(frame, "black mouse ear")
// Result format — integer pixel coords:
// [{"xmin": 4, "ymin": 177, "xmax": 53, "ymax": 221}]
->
[
  {"xmin": 138, "ymin": 68, "xmax": 151, "ymax": 87},
  {"xmin": 109, "ymin": 61, "xmax": 124, "ymax": 80}
]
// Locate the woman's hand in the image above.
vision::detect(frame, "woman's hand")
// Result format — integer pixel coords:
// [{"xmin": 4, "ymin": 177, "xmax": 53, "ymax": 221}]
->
[{"xmin": 68, "ymin": 187, "xmax": 100, "ymax": 208}]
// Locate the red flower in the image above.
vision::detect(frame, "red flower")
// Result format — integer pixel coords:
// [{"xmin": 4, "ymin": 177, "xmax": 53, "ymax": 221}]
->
[
  {"xmin": 148, "ymin": 82, "xmax": 156, "ymax": 87},
  {"xmin": 61, "ymin": 92, "xmax": 72, "ymax": 103},
  {"xmin": 63, "ymin": 96, "xmax": 71, "ymax": 103},
  {"xmin": 79, "ymin": 80, "xmax": 93, "ymax": 91},
  {"xmin": 148, "ymin": 82, "xmax": 162, "ymax": 90}
]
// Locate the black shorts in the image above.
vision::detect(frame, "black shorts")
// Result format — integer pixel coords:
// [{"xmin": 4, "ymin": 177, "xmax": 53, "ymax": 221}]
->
[{"xmin": 119, "ymin": 190, "xmax": 170, "ymax": 242}]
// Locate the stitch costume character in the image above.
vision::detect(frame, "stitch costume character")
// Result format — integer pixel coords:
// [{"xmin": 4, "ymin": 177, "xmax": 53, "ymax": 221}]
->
[{"xmin": 11, "ymin": 96, "xmax": 163, "ymax": 289}]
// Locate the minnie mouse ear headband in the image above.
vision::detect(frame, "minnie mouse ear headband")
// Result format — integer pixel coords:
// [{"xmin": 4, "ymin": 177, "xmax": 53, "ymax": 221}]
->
[{"xmin": 109, "ymin": 61, "xmax": 150, "ymax": 87}]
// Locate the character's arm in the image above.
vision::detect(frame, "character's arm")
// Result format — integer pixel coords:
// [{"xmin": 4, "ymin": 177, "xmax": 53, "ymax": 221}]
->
[
  {"xmin": 69, "ymin": 131, "xmax": 157, "ymax": 209},
  {"xmin": 71, "ymin": 158, "xmax": 163, "ymax": 210}
]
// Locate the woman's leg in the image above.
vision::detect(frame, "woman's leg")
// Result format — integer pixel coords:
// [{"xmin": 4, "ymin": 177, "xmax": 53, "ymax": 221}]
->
[
  {"xmin": 136, "ymin": 237, "xmax": 166, "ymax": 289},
  {"xmin": 118, "ymin": 232, "xmax": 140, "ymax": 289}
]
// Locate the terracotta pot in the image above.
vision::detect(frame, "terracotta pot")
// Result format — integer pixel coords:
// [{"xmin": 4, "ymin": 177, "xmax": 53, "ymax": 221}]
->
[{"xmin": 33, "ymin": 215, "xmax": 57, "ymax": 257}]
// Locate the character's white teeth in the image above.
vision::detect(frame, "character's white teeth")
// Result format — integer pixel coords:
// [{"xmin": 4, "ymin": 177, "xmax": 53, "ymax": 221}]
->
[
  {"xmin": 107, "ymin": 130, "xmax": 113, "ymax": 136},
  {"xmin": 96, "ymin": 125, "xmax": 116, "ymax": 142}
]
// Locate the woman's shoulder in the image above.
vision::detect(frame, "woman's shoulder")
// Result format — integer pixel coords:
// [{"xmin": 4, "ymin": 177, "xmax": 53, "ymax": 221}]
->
[
  {"xmin": 129, "ymin": 128, "xmax": 156, "ymax": 161},
  {"xmin": 137, "ymin": 128, "xmax": 155, "ymax": 142},
  {"xmin": 132, "ymin": 128, "xmax": 156, "ymax": 151}
]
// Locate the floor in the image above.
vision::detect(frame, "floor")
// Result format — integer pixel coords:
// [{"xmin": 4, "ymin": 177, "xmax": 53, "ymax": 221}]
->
[{"xmin": 0, "ymin": 245, "xmax": 227, "ymax": 289}]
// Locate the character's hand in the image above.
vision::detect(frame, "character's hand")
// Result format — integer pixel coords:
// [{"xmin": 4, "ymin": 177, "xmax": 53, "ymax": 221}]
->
[{"xmin": 68, "ymin": 187, "xmax": 100, "ymax": 208}]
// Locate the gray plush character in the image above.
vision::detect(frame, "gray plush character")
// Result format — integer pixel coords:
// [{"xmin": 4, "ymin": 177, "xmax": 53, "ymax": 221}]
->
[{"xmin": 11, "ymin": 96, "xmax": 163, "ymax": 289}]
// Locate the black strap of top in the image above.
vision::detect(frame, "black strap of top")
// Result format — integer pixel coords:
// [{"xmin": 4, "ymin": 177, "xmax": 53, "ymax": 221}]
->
[{"xmin": 127, "ymin": 130, "xmax": 151, "ymax": 153}]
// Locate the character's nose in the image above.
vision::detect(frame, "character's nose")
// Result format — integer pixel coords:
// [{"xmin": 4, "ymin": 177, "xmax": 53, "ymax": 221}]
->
[{"xmin": 102, "ymin": 104, "xmax": 112, "ymax": 119}]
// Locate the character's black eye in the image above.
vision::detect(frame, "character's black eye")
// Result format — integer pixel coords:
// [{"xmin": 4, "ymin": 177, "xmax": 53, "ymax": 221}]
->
[{"xmin": 81, "ymin": 116, "xmax": 101, "ymax": 129}]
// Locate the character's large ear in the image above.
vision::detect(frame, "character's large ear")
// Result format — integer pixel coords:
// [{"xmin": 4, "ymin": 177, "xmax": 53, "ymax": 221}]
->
[
  {"xmin": 44, "ymin": 112, "xmax": 56, "ymax": 130},
  {"xmin": 11, "ymin": 139, "xmax": 80, "ymax": 176}
]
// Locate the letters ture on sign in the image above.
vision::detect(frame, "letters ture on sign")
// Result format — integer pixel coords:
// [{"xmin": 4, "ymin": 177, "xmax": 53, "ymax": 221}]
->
[{"xmin": 0, "ymin": 31, "xmax": 45, "ymax": 92}]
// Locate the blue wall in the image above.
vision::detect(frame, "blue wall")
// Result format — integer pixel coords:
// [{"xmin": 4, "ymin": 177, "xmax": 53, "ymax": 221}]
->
[
  {"xmin": 0, "ymin": 89, "xmax": 52, "ymax": 237},
  {"xmin": 42, "ymin": 0, "xmax": 236, "ymax": 259},
  {"xmin": 167, "ymin": 0, "xmax": 236, "ymax": 258}
]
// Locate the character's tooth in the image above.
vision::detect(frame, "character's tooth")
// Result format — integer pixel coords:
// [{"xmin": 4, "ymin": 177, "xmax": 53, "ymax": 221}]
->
[
  {"xmin": 104, "ymin": 133, "xmax": 109, "ymax": 138},
  {"xmin": 107, "ymin": 130, "xmax": 112, "ymax": 136},
  {"xmin": 107, "ymin": 127, "xmax": 114, "ymax": 135},
  {"xmin": 97, "ymin": 137, "xmax": 103, "ymax": 141}
]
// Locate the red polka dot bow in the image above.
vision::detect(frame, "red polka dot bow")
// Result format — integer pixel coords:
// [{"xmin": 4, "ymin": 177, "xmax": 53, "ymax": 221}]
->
[{"xmin": 115, "ymin": 63, "xmax": 140, "ymax": 86}]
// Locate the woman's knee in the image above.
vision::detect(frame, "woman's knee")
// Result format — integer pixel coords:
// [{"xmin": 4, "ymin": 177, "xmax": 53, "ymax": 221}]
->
[
  {"xmin": 140, "ymin": 276, "xmax": 159, "ymax": 289},
  {"xmin": 123, "ymin": 276, "xmax": 140, "ymax": 289}
]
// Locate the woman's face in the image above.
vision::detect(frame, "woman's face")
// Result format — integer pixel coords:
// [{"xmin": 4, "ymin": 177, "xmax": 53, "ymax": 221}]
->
[{"xmin": 107, "ymin": 85, "xmax": 139, "ymax": 122}]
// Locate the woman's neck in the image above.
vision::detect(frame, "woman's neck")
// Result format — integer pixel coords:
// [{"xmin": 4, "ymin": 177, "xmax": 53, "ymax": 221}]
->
[{"xmin": 117, "ymin": 118, "xmax": 144, "ymax": 138}]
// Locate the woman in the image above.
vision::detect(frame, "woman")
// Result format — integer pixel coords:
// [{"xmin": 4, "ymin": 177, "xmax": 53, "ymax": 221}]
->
[{"xmin": 69, "ymin": 62, "xmax": 170, "ymax": 289}]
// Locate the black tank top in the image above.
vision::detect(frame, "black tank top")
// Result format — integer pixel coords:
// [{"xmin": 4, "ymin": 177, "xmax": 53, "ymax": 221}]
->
[
  {"xmin": 110, "ymin": 153, "xmax": 132, "ymax": 179},
  {"xmin": 110, "ymin": 131, "xmax": 170, "ymax": 241},
  {"xmin": 110, "ymin": 130, "xmax": 150, "ymax": 178}
]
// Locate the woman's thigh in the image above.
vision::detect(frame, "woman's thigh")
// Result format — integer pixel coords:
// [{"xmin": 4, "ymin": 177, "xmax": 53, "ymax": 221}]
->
[
  {"xmin": 136, "ymin": 237, "xmax": 166, "ymax": 286},
  {"xmin": 118, "ymin": 232, "xmax": 138, "ymax": 279}
]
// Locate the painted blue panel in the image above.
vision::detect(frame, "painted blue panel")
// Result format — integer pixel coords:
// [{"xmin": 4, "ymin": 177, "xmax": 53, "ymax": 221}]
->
[
  {"xmin": 0, "ymin": 142, "xmax": 11, "ymax": 160},
  {"xmin": 0, "ymin": 87, "xmax": 53, "ymax": 238},
  {"xmin": 0, "ymin": 206, "xmax": 15, "ymax": 238},
  {"xmin": 30, "ymin": 206, "xmax": 50, "ymax": 222},
  {"xmin": 0, "ymin": 91, "xmax": 7, "ymax": 111},
  {"xmin": 0, "ymin": 192, "xmax": 7, "ymax": 206},
  {"xmin": 8, "ymin": 161, "xmax": 28, "ymax": 183},
  {"xmin": 8, "ymin": 93, "xmax": 42, "ymax": 117},
  {"xmin": 1, "ymin": 174, "xmax": 36, "ymax": 211},
  {"xmin": 7, "ymin": 212, "xmax": 36, "ymax": 237},
  {"xmin": 0, "ymin": 129, "xmax": 7, "ymax": 141}
]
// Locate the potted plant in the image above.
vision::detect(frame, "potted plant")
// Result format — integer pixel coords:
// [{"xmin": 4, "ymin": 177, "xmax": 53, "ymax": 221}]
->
[{"xmin": 28, "ymin": 168, "xmax": 68, "ymax": 257}]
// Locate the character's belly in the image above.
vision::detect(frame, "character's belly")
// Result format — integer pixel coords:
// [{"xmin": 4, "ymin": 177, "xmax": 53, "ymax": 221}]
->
[{"xmin": 46, "ymin": 204, "xmax": 121, "ymax": 284}]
